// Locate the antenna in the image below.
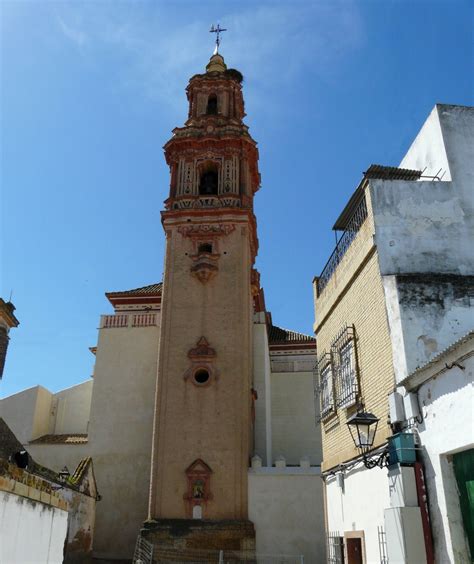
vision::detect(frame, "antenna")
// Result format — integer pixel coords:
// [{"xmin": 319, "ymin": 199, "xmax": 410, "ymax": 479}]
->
[{"xmin": 209, "ymin": 23, "xmax": 227, "ymax": 53}]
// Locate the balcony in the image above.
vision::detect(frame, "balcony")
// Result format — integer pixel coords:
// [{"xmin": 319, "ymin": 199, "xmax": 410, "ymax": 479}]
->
[
  {"xmin": 101, "ymin": 313, "xmax": 158, "ymax": 329},
  {"xmin": 317, "ymin": 195, "xmax": 368, "ymax": 295}
]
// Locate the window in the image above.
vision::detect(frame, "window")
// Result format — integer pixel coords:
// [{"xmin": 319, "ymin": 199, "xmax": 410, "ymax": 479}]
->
[
  {"xmin": 315, "ymin": 351, "xmax": 334, "ymax": 422},
  {"xmin": 327, "ymin": 532, "xmax": 345, "ymax": 564},
  {"xmin": 328, "ymin": 324, "xmax": 358, "ymax": 409},
  {"xmin": 206, "ymin": 94, "xmax": 218, "ymax": 115},
  {"xmin": 337, "ymin": 339, "xmax": 357, "ymax": 408},
  {"xmin": 320, "ymin": 363, "xmax": 335, "ymax": 417},
  {"xmin": 194, "ymin": 369, "xmax": 210, "ymax": 385}
]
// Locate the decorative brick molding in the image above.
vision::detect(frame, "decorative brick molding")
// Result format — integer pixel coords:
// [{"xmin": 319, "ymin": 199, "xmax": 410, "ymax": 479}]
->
[
  {"xmin": 183, "ymin": 459, "xmax": 213, "ymax": 518},
  {"xmin": 184, "ymin": 337, "xmax": 219, "ymax": 385},
  {"xmin": 188, "ymin": 337, "xmax": 216, "ymax": 361},
  {"xmin": 178, "ymin": 224, "xmax": 236, "ymax": 238}
]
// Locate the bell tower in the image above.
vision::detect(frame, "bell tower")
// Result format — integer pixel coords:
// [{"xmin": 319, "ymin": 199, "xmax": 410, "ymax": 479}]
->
[{"xmin": 147, "ymin": 52, "xmax": 260, "ymax": 552}]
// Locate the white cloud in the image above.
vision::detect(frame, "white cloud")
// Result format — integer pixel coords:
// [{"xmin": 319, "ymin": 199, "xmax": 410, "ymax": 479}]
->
[
  {"xmin": 56, "ymin": 15, "xmax": 88, "ymax": 47},
  {"xmin": 52, "ymin": 2, "xmax": 363, "ymax": 115}
]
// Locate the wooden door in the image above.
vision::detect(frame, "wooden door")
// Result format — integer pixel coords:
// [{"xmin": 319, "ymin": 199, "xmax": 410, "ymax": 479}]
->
[{"xmin": 346, "ymin": 537, "xmax": 363, "ymax": 564}]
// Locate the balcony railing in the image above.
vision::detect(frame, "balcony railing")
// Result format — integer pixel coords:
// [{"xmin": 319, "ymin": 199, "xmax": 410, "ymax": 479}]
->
[
  {"xmin": 102, "ymin": 314, "xmax": 128, "ymax": 328},
  {"xmin": 132, "ymin": 313, "xmax": 157, "ymax": 327},
  {"xmin": 101, "ymin": 313, "xmax": 157, "ymax": 329},
  {"xmin": 317, "ymin": 196, "xmax": 368, "ymax": 295}
]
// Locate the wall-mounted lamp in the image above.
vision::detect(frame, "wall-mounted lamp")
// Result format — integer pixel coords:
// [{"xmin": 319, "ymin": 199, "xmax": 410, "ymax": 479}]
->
[
  {"xmin": 346, "ymin": 411, "xmax": 389, "ymax": 469},
  {"xmin": 58, "ymin": 466, "xmax": 71, "ymax": 482}
]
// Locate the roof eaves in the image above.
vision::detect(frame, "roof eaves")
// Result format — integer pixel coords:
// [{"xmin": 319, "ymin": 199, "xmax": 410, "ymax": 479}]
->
[
  {"xmin": 332, "ymin": 164, "xmax": 422, "ymax": 231},
  {"xmin": 29, "ymin": 434, "xmax": 89, "ymax": 445},
  {"xmin": 400, "ymin": 330, "xmax": 474, "ymax": 388},
  {"xmin": 105, "ymin": 282, "xmax": 163, "ymax": 304},
  {"xmin": 268, "ymin": 324, "xmax": 316, "ymax": 345}
]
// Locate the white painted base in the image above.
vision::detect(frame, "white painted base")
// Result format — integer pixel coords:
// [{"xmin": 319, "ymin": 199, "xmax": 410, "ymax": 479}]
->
[{"xmin": 0, "ymin": 491, "xmax": 68, "ymax": 564}]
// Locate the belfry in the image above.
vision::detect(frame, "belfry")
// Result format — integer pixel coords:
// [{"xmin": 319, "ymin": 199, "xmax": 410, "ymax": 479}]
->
[
  {"xmin": 0, "ymin": 38, "xmax": 323, "ymax": 563},
  {"xmin": 146, "ymin": 50, "xmax": 260, "ymax": 550}
]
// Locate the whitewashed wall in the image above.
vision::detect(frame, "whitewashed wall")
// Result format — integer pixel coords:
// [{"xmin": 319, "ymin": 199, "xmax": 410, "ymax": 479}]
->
[
  {"xmin": 326, "ymin": 465, "xmax": 390, "ymax": 564},
  {"xmin": 410, "ymin": 349, "xmax": 473, "ymax": 562},
  {"xmin": 86, "ymin": 320, "xmax": 160, "ymax": 560},
  {"xmin": 0, "ymin": 491, "xmax": 68, "ymax": 564},
  {"xmin": 27, "ymin": 442, "xmax": 90, "ymax": 474},
  {"xmin": 270, "ymin": 369, "xmax": 320, "ymax": 466},
  {"xmin": 0, "ymin": 385, "xmax": 51, "ymax": 443},
  {"xmin": 253, "ymin": 313, "xmax": 272, "ymax": 466},
  {"xmin": 372, "ymin": 105, "xmax": 474, "ymax": 278},
  {"xmin": 51, "ymin": 380, "xmax": 93, "ymax": 434},
  {"xmin": 370, "ymin": 105, "xmax": 474, "ymax": 382},
  {"xmin": 0, "ymin": 379, "xmax": 93, "ymax": 443},
  {"xmin": 248, "ymin": 468, "xmax": 325, "ymax": 563}
]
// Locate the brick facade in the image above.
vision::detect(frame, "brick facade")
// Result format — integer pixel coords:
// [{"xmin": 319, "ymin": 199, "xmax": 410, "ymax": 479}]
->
[{"xmin": 314, "ymin": 192, "xmax": 395, "ymax": 471}]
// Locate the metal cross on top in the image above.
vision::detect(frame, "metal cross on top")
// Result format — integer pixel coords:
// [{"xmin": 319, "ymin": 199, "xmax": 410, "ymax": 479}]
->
[{"xmin": 209, "ymin": 23, "xmax": 227, "ymax": 53}]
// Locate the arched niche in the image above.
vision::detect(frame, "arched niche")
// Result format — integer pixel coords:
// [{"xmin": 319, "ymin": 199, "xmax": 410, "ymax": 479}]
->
[
  {"xmin": 206, "ymin": 93, "xmax": 218, "ymax": 115},
  {"xmin": 199, "ymin": 161, "xmax": 219, "ymax": 196}
]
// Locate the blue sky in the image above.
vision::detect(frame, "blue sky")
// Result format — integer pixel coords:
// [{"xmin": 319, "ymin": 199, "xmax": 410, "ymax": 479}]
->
[{"xmin": 1, "ymin": 0, "xmax": 472, "ymax": 397}]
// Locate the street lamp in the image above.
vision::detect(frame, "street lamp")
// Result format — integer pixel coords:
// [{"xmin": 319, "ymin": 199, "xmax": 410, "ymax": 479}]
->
[{"xmin": 347, "ymin": 411, "xmax": 388, "ymax": 468}]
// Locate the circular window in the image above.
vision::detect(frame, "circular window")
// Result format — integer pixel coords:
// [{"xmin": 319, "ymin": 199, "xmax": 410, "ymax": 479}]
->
[{"xmin": 194, "ymin": 369, "xmax": 210, "ymax": 385}]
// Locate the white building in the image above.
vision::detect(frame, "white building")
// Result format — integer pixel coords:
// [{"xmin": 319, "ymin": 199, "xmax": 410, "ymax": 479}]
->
[
  {"xmin": 0, "ymin": 417, "xmax": 97, "ymax": 564},
  {"xmin": 314, "ymin": 104, "xmax": 473, "ymax": 564},
  {"xmin": 397, "ymin": 332, "xmax": 474, "ymax": 563}
]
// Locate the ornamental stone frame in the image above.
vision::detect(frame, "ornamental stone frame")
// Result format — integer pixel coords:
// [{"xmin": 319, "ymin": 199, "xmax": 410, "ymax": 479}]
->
[
  {"xmin": 183, "ymin": 337, "xmax": 219, "ymax": 386},
  {"xmin": 183, "ymin": 459, "xmax": 213, "ymax": 519}
]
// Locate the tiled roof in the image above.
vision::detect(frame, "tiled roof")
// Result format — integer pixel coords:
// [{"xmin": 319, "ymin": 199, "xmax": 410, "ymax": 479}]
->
[
  {"xmin": 333, "ymin": 164, "xmax": 421, "ymax": 231},
  {"xmin": 403, "ymin": 330, "xmax": 474, "ymax": 382},
  {"xmin": 70, "ymin": 456, "xmax": 92, "ymax": 483},
  {"xmin": 363, "ymin": 164, "xmax": 422, "ymax": 181},
  {"xmin": 268, "ymin": 325, "xmax": 315, "ymax": 345},
  {"xmin": 29, "ymin": 434, "xmax": 88, "ymax": 445},
  {"xmin": 106, "ymin": 282, "xmax": 163, "ymax": 297}
]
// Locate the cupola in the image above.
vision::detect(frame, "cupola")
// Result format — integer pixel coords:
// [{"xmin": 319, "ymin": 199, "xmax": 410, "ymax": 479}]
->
[{"xmin": 206, "ymin": 53, "xmax": 227, "ymax": 73}]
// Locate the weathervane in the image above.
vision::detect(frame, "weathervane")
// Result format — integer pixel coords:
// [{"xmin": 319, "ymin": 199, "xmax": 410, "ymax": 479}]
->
[{"xmin": 209, "ymin": 23, "xmax": 227, "ymax": 54}]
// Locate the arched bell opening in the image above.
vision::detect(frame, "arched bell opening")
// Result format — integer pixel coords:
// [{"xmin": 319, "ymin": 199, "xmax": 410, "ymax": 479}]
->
[
  {"xmin": 206, "ymin": 94, "xmax": 218, "ymax": 115},
  {"xmin": 199, "ymin": 162, "xmax": 219, "ymax": 196},
  {"xmin": 198, "ymin": 243, "xmax": 213, "ymax": 254}
]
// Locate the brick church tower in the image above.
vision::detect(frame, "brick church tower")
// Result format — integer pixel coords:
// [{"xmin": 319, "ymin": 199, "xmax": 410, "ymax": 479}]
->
[{"xmin": 146, "ymin": 52, "xmax": 260, "ymax": 550}]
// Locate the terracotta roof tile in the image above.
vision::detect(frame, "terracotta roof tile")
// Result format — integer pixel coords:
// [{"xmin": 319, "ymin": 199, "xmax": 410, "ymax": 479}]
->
[
  {"xmin": 268, "ymin": 325, "xmax": 315, "ymax": 345},
  {"xmin": 106, "ymin": 282, "xmax": 163, "ymax": 298},
  {"xmin": 70, "ymin": 456, "xmax": 92, "ymax": 483},
  {"xmin": 29, "ymin": 434, "xmax": 88, "ymax": 445}
]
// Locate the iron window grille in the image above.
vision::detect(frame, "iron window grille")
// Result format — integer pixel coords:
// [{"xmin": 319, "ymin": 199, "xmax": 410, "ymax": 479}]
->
[
  {"xmin": 315, "ymin": 351, "xmax": 335, "ymax": 420},
  {"xmin": 327, "ymin": 531, "xmax": 345, "ymax": 564},
  {"xmin": 332, "ymin": 325, "xmax": 359, "ymax": 409},
  {"xmin": 377, "ymin": 526, "xmax": 388, "ymax": 564}
]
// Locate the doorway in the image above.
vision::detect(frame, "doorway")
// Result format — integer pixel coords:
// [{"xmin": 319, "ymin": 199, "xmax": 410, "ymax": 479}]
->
[
  {"xmin": 344, "ymin": 532, "xmax": 365, "ymax": 564},
  {"xmin": 453, "ymin": 448, "xmax": 474, "ymax": 559}
]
